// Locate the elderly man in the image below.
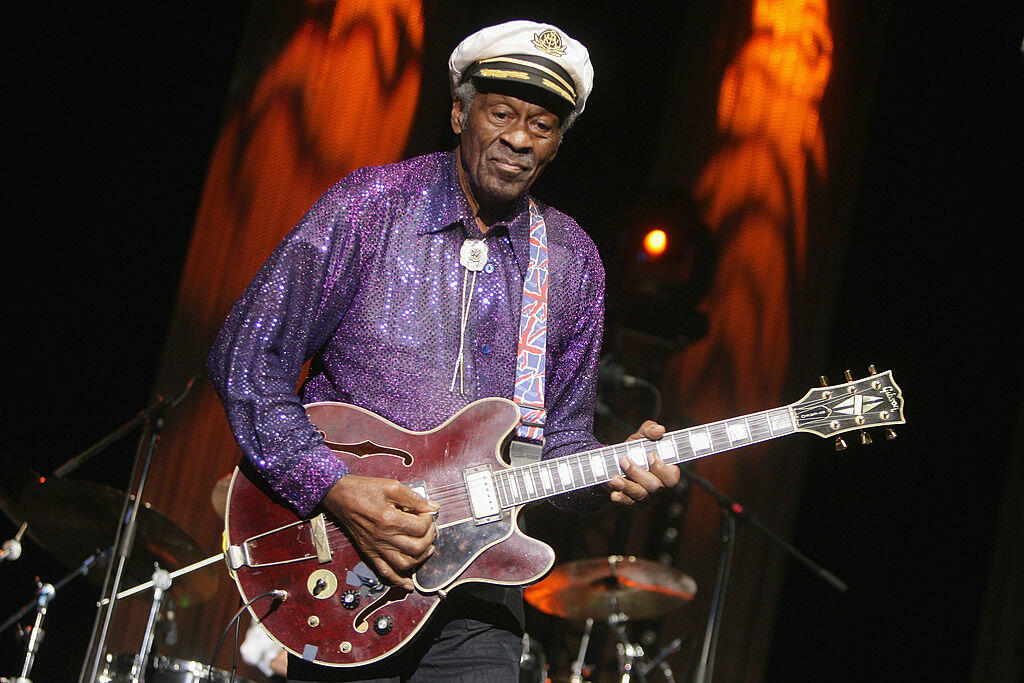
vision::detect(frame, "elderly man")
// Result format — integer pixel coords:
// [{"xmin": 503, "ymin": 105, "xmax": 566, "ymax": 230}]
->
[{"xmin": 208, "ymin": 20, "xmax": 678, "ymax": 682}]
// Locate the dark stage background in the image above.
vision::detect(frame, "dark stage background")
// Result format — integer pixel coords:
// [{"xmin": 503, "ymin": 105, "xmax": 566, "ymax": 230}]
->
[{"xmin": 2, "ymin": 3, "xmax": 1022, "ymax": 682}]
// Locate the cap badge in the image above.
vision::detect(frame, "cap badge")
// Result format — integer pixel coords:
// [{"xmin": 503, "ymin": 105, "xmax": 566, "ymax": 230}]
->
[{"xmin": 532, "ymin": 29, "xmax": 567, "ymax": 57}]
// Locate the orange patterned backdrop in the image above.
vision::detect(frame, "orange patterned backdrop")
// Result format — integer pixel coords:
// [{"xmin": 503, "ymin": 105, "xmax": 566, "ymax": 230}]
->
[
  {"xmin": 100, "ymin": 1, "xmax": 424, "ymax": 674},
  {"xmin": 658, "ymin": 0, "xmax": 834, "ymax": 676}
]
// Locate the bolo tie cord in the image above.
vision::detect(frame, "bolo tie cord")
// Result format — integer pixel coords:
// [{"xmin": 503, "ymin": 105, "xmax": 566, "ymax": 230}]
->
[{"xmin": 450, "ymin": 266, "xmax": 478, "ymax": 393}]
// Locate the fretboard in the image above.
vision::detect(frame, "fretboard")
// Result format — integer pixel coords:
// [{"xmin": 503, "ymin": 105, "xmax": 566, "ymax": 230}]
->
[{"xmin": 492, "ymin": 405, "xmax": 797, "ymax": 508}]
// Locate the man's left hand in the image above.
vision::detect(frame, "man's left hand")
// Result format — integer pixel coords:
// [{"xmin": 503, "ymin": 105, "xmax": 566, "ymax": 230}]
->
[{"xmin": 605, "ymin": 420, "xmax": 680, "ymax": 506}]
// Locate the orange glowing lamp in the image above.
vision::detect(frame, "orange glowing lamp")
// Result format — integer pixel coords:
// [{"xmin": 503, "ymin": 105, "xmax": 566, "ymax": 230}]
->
[{"xmin": 642, "ymin": 228, "xmax": 668, "ymax": 258}]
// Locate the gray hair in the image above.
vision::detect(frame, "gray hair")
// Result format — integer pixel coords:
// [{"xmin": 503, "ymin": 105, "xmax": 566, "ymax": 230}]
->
[{"xmin": 453, "ymin": 80, "xmax": 578, "ymax": 135}]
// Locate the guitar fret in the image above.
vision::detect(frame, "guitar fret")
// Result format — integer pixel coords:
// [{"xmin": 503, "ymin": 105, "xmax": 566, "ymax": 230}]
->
[
  {"xmin": 672, "ymin": 431, "xmax": 695, "ymax": 463},
  {"xmin": 746, "ymin": 412, "xmax": 771, "ymax": 441},
  {"xmin": 539, "ymin": 464, "xmax": 554, "ymax": 493},
  {"xmin": 710, "ymin": 423, "xmax": 732, "ymax": 451},
  {"xmin": 509, "ymin": 469, "xmax": 522, "ymax": 503},
  {"xmin": 579, "ymin": 455, "xmax": 594, "ymax": 485},
  {"xmin": 531, "ymin": 466, "xmax": 545, "ymax": 497},
  {"xmin": 689, "ymin": 427, "xmax": 713, "ymax": 455},
  {"xmin": 768, "ymin": 408, "xmax": 794, "ymax": 434},
  {"xmin": 626, "ymin": 442, "xmax": 648, "ymax": 469},
  {"xmin": 656, "ymin": 437, "xmax": 677, "ymax": 463},
  {"xmin": 497, "ymin": 471, "xmax": 513, "ymax": 507},
  {"xmin": 577, "ymin": 455, "xmax": 593, "ymax": 486},
  {"xmin": 726, "ymin": 417, "xmax": 751, "ymax": 446},
  {"xmin": 522, "ymin": 467, "xmax": 536, "ymax": 497},
  {"xmin": 556, "ymin": 461, "xmax": 572, "ymax": 489}
]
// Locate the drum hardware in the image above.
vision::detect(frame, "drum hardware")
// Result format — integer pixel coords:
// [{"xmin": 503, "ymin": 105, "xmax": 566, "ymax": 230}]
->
[
  {"xmin": 97, "ymin": 555, "xmax": 224, "ymax": 606},
  {"xmin": 5, "ymin": 373, "xmax": 204, "ymax": 683},
  {"xmin": 1, "ymin": 546, "xmax": 110, "ymax": 683},
  {"xmin": 569, "ymin": 617, "xmax": 593, "ymax": 683},
  {"xmin": 4, "ymin": 581, "xmax": 53, "ymax": 683},
  {"xmin": 639, "ymin": 636, "xmax": 685, "ymax": 683},
  {"xmin": 126, "ymin": 566, "xmax": 173, "ymax": 683},
  {"xmin": 519, "ymin": 632, "xmax": 547, "ymax": 683}
]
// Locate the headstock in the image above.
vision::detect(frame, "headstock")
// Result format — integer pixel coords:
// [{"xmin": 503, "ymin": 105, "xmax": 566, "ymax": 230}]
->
[{"xmin": 793, "ymin": 366, "xmax": 905, "ymax": 448}]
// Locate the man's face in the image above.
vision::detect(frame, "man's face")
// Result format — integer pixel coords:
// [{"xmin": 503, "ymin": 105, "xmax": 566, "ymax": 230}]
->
[{"xmin": 451, "ymin": 91, "xmax": 561, "ymax": 211}]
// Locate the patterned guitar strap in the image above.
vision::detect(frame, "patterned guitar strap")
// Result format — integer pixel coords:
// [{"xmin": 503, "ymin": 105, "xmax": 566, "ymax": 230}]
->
[{"xmin": 509, "ymin": 199, "xmax": 549, "ymax": 467}]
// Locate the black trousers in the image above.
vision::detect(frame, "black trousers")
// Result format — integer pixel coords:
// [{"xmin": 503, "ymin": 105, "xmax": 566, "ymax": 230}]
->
[{"xmin": 286, "ymin": 590, "xmax": 524, "ymax": 683}]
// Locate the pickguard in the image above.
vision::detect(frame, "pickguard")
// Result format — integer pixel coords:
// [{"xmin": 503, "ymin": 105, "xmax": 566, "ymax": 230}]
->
[{"xmin": 415, "ymin": 511, "xmax": 513, "ymax": 592}]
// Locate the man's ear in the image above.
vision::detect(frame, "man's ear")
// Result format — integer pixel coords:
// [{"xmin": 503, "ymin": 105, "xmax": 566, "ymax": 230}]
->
[{"xmin": 450, "ymin": 99, "xmax": 464, "ymax": 135}]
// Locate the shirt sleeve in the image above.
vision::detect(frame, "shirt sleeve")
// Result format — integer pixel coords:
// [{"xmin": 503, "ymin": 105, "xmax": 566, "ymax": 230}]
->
[
  {"xmin": 206, "ymin": 178, "xmax": 369, "ymax": 516},
  {"xmin": 541, "ymin": 229, "xmax": 609, "ymax": 513}
]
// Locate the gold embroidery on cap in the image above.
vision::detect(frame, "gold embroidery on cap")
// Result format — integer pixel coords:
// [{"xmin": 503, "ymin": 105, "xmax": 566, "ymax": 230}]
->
[
  {"xmin": 479, "ymin": 56, "xmax": 576, "ymax": 97},
  {"xmin": 478, "ymin": 68, "xmax": 531, "ymax": 81},
  {"xmin": 541, "ymin": 78, "xmax": 575, "ymax": 103},
  {"xmin": 532, "ymin": 29, "xmax": 567, "ymax": 57}
]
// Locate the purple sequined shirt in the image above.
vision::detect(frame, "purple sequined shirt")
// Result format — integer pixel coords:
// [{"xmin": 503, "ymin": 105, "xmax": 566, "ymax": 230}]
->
[{"xmin": 207, "ymin": 150, "xmax": 606, "ymax": 516}]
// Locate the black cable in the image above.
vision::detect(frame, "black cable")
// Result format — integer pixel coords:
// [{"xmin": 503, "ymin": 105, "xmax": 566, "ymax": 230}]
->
[
  {"xmin": 230, "ymin": 609, "xmax": 241, "ymax": 683},
  {"xmin": 210, "ymin": 590, "xmax": 286, "ymax": 676}
]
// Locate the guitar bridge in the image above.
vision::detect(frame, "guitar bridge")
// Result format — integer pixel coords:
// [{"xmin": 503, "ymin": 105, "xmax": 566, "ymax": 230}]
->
[{"xmin": 463, "ymin": 465, "xmax": 501, "ymax": 524}]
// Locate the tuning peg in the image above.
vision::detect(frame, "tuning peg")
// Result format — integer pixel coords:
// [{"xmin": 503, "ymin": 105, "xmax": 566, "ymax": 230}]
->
[
  {"xmin": 819, "ymin": 375, "xmax": 830, "ymax": 387},
  {"xmin": 860, "ymin": 431, "xmax": 873, "ymax": 446},
  {"xmin": 834, "ymin": 436, "xmax": 848, "ymax": 451},
  {"xmin": 885, "ymin": 428, "xmax": 898, "ymax": 441},
  {"xmin": 868, "ymin": 364, "xmax": 877, "ymax": 375},
  {"xmin": 843, "ymin": 369, "xmax": 853, "ymax": 381}
]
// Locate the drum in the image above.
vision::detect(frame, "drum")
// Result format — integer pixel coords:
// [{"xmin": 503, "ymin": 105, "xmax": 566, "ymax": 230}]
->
[{"xmin": 98, "ymin": 653, "xmax": 255, "ymax": 682}]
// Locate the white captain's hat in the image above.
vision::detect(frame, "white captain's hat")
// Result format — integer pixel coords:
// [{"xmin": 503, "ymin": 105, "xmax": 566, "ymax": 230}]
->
[{"xmin": 449, "ymin": 20, "xmax": 594, "ymax": 122}]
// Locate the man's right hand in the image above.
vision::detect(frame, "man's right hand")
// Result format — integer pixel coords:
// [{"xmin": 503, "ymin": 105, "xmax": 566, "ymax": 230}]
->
[{"xmin": 322, "ymin": 475, "xmax": 438, "ymax": 590}]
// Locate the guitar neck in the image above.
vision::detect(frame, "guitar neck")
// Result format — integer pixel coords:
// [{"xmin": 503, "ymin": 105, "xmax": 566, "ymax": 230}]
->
[{"xmin": 492, "ymin": 404, "xmax": 798, "ymax": 509}]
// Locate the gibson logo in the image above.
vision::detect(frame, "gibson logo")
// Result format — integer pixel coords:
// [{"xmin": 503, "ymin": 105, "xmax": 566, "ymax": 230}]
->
[
  {"xmin": 882, "ymin": 385, "xmax": 900, "ymax": 409},
  {"xmin": 532, "ymin": 29, "xmax": 567, "ymax": 57}
]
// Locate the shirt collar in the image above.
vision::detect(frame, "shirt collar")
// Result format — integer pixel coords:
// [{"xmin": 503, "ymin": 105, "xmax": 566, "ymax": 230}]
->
[{"xmin": 416, "ymin": 151, "xmax": 533, "ymax": 275}]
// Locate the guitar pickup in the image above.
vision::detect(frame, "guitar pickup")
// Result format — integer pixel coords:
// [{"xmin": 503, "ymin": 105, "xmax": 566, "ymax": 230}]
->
[{"xmin": 463, "ymin": 465, "xmax": 501, "ymax": 524}]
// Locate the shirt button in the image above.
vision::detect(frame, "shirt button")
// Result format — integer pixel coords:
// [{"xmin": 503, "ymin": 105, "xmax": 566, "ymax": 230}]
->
[
  {"xmin": 480, "ymin": 344, "xmax": 492, "ymax": 355},
  {"xmin": 483, "ymin": 263, "xmax": 495, "ymax": 274}
]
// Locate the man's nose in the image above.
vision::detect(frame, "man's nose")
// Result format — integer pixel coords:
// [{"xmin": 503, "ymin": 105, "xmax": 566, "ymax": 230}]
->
[{"xmin": 500, "ymin": 119, "xmax": 533, "ymax": 153}]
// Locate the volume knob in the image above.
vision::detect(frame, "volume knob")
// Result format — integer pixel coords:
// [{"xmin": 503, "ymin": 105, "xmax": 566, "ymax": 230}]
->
[
  {"xmin": 373, "ymin": 615, "xmax": 393, "ymax": 636},
  {"xmin": 340, "ymin": 589, "xmax": 360, "ymax": 610}
]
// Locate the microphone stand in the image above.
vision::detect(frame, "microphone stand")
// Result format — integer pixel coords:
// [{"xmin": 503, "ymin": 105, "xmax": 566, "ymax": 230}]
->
[
  {"xmin": 0, "ymin": 548, "xmax": 110, "ymax": 636},
  {"xmin": 67, "ymin": 374, "xmax": 201, "ymax": 683},
  {"xmin": 52, "ymin": 373, "xmax": 201, "ymax": 479},
  {"xmin": 681, "ymin": 466, "xmax": 847, "ymax": 683},
  {"xmin": 0, "ymin": 548, "xmax": 109, "ymax": 683}
]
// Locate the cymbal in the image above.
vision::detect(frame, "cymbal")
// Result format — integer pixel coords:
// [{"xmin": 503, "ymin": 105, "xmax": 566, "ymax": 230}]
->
[
  {"xmin": 19, "ymin": 476, "xmax": 219, "ymax": 606},
  {"xmin": 525, "ymin": 555, "xmax": 696, "ymax": 621}
]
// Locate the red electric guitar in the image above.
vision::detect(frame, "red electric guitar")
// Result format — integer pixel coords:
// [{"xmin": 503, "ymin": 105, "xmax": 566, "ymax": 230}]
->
[{"xmin": 224, "ymin": 369, "xmax": 904, "ymax": 667}]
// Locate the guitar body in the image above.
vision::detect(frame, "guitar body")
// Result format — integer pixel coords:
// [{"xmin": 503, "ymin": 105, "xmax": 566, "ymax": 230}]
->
[{"xmin": 224, "ymin": 397, "xmax": 556, "ymax": 668}]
